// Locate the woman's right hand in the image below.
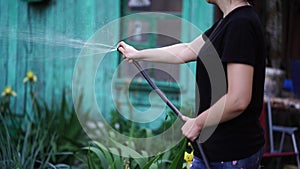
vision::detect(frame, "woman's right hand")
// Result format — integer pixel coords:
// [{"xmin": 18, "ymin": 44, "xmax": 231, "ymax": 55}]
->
[{"xmin": 117, "ymin": 41, "xmax": 139, "ymax": 63}]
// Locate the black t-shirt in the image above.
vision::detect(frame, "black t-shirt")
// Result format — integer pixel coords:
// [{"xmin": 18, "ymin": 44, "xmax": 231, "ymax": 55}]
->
[{"xmin": 194, "ymin": 6, "xmax": 266, "ymax": 162}]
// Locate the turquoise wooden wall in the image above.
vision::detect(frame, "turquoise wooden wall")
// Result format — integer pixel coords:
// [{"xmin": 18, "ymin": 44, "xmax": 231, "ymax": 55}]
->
[
  {"xmin": 0, "ymin": 0, "xmax": 120, "ymax": 115},
  {"xmin": 0, "ymin": 0, "xmax": 213, "ymax": 123},
  {"xmin": 183, "ymin": 0, "xmax": 214, "ymax": 32}
]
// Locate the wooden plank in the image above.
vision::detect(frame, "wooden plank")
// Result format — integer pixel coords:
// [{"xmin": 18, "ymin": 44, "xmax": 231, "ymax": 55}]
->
[
  {"xmin": 0, "ymin": 0, "xmax": 9, "ymax": 91},
  {"xmin": 63, "ymin": 0, "xmax": 76, "ymax": 103},
  {"xmin": 94, "ymin": 0, "xmax": 121, "ymax": 117},
  {"xmin": 6, "ymin": 0, "xmax": 19, "ymax": 113},
  {"xmin": 22, "ymin": 3, "xmax": 35, "ymax": 116},
  {"xmin": 15, "ymin": 1, "xmax": 30, "ymax": 116},
  {"xmin": 72, "ymin": 0, "xmax": 95, "ymax": 115},
  {"xmin": 53, "ymin": 0, "xmax": 67, "ymax": 102},
  {"xmin": 43, "ymin": 0, "xmax": 56, "ymax": 106},
  {"xmin": 28, "ymin": 2, "xmax": 47, "ymax": 102}
]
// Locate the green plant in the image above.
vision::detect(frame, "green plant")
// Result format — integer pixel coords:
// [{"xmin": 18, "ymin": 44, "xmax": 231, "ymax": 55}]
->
[
  {"xmin": 0, "ymin": 96, "xmax": 59, "ymax": 168},
  {"xmin": 75, "ymin": 110, "xmax": 188, "ymax": 169},
  {"xmin": 76, "ymin": 138, "xmax": 187, "ymax": 169},
  {"xmin": 108, "ymin": 107, "xmax": 180, "ymax": 138},
  {"xmin": 0, "ymin": 111, "xmax": 17, "ymax": 168},
  {"xmin": 49, "ymin": 90, "xmax": 90, "ymax": 164},
  {"xmin": 0, "ymin": 71, "xmax": 90, "ymax": 168}
]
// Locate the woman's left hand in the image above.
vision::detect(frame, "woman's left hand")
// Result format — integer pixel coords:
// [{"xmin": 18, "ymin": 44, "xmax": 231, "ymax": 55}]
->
[
  {"xmin": 117, "ymin": 41, "xmax": 139, "ymax": 63},
  {"xmin": 181, "ymin": 116, "xmax": 202, "ymax": 141}
]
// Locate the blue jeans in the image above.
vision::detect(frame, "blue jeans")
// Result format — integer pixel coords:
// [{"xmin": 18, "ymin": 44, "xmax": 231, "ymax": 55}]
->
[{"xmin": 190, "ymin": 147, "xmax": 264, "ymax": 169}]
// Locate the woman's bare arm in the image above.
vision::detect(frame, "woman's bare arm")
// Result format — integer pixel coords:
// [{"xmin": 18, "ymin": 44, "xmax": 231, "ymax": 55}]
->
[
  {"xmin": 117, "ymin": 34, "xmax": 205, "ymax": 64},
  {"xmin": 181, "ymin": 63, "xmax": 254, "ymax": 141}
]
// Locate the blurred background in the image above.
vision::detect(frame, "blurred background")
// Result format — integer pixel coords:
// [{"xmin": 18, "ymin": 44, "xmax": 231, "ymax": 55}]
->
[{"xmin": 0, "ymin": 0, "xmax": 300, "ymax": 168}]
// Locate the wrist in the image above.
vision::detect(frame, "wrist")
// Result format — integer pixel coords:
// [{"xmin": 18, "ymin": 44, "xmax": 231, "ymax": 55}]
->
[
  {"xmin": 195, "ymin": 114, "xmax": 205, "ymax": 130},
  {"xmin": 133, "ymin": 50, "xmax": 143, "ymax": 61}
]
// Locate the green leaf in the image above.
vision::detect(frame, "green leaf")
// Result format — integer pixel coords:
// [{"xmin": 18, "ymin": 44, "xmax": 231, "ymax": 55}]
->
[
  {"xmin": 141, "ymin": 154, "xmax": 161, "ymax": 169},
  {"xmin": 109, "ymin": 147, "xmax": 122, "ymax": 168},
  {"xmin": 87, "ymin": 154, "xmax": 97, "ymax": 169},
  {"xmin": 91, "ymin": 141, "xmax": 115, "ymax": 168},
  {"xmin": 83, "ymin": 146, "xmax": 108, "ymax": 169},
  {"xmin": 109, "ymin": 138, "xmax": 143, "ymax": 158},
  {"xmin": 169, "ymin": 138, "xmax": 187, "ymax": 169},
  {"xmin": 110, "ymin": 138, "xmax": 150, "ymax": 167},
  {"xmin": 161, "ymin": 150, "xmax": 171, "ymax": 160}
]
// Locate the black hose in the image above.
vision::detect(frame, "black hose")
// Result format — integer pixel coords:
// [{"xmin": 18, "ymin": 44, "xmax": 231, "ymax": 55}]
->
[{"xmin": 132, "ymin": 60, "xmax": 211, "ymax": 169}]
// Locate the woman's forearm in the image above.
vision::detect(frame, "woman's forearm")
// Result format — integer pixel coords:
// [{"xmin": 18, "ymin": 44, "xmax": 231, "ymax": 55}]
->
[
  {"xmin": 196, "ymin": 85, "xmax": 252, "ymax": 129},
  {"xmin": 134, "ymin": 43, "xmax": 197, "ymax": 64},
  {"xmin": 118, "ymin": 34, "xmax": 204, "ymax": 64},
  {"xmin": 196, "ymin": 64, "xmax": 253, "ymax": 128},
  {"xmin": 195, "ymin": 94, "xmax": 245, "ymax": 129}
]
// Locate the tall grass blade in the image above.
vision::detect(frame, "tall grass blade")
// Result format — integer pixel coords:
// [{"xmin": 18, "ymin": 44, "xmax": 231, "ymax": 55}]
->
[{"xmin": 169, "ymin": 138, "xmax": 187, "ymax": 169}]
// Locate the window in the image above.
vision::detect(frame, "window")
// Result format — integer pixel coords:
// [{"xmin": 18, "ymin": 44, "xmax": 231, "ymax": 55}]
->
[
  {"xmin": 118, "ymin": 0, "xmax": 183, "ymax": 110},
  {"xmin": 126, "ymin": 0, "xmax": 182, "ymax": 13}
]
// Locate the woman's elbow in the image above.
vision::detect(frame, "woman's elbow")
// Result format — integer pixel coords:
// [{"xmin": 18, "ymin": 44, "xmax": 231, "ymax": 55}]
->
[
  {"xmin": 230, "ymin": 95, "xmax": 251, "ymax": 113},
  {"xmin": 180, "ymin": 44, "xmax": 197, "ymax": 62},
  {"xmin": 226, "ymin": 92, "xmax": 251, "ymax": 114}
]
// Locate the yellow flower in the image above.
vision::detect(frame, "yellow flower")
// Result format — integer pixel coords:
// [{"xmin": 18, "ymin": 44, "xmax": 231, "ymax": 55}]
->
[
  {"xmin": 184, "ymin": 142, "xmax": 194, "ymax": 169},
  {"xmin": 184, "ymin": 151, "xmax": 194, "ymax": 163},
  {"xmin": 23, "ymin": 70, "xmax": 38, "ymax": 83},
  {"xmin": 1, "ymin": 86, "xmax": 17, "ymax": 97}
]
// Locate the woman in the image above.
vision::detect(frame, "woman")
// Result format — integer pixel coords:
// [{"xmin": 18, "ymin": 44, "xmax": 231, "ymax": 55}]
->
[{"xmin": 118, "ymin": 0, "xmax": 266, "ymax": 168}]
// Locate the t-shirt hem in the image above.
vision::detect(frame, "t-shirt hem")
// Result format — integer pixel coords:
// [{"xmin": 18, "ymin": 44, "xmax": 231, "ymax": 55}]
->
[{"xmin": 222, "ymin": 58, "xmax": 255, "ymax": 67}]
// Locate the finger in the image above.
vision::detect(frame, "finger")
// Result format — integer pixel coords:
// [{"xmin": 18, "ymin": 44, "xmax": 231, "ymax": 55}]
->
[
  {"xmin": 117, "ymin": 41, "xmax": 125, "ymax": 48},
  {"xmin": 183, "ymin": 131, "xmax": 196, "ymax": 141},
  {"xmin": 182, "ymin": 131, "xmax": 194, "ymax": 141},
  {"xmin": 181, "ymin": 129, "xmax": 187, "ymax": 138},
  {"xmin": 190, "ymin": 137, "xmax": 196, "ymax": 142},
  {"xmin": 181, "ymin": 116, "xmax": 189, "ymax": 122},
  {"xmin": 118, "ymin": 46, "xmax": 125, "ymax": 54},
  {"xmin": 181, "ymin": 124, "xmax": 189, "ymax": 136}
]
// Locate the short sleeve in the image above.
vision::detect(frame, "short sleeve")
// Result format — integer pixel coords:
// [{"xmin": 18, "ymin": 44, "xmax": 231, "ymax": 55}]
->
[
  {"xmin": 203, "ymin": 27, "xmax": 214, "ymax": 41},
  {"xmin": 203, "ymin": 19, "xmax": 222, "ymax": 41},
  {"xmin": 222, "ymin": 18, "xmax": 257, "ymax": 66}
]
